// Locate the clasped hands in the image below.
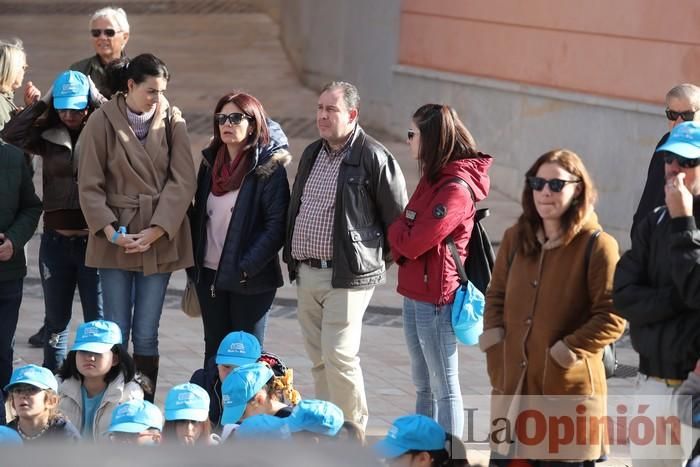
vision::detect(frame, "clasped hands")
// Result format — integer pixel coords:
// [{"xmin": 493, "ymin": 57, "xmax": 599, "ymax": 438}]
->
[{"xmin": 104, "ymin": 225, "xmax": 165, "ymax": 254}]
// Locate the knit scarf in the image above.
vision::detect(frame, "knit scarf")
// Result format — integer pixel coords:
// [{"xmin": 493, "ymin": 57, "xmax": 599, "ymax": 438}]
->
[{"xmin": 211, "ymin": 145, "xmax": 249, "ymax": 196}]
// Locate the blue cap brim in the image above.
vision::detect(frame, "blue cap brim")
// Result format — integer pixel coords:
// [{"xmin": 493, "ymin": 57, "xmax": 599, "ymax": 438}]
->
[
  {"xmin": 72, "ymin": 342, "xmax": 115, "ymax": 353},
  {"xmin": 221, "ymin": 403, "xmax": 247, "ymax": 425},
  {"xmin": 107, "ymin": 422, "xmax": 151, "ymax": 434},
  {"xmin": 4, "ymin": 380, "xmax": 54, "ymax": 392},
  {"xmin": 216, "ymin": 355, "xmax": 258, "ymax": 366},
  {"xmin": 53, "ymin": 95, "xmax": 88, "ymax": 110},
  {"xmin": 165, "ymin": 408, "xmax": 209, "ymax": 422},
  {"xmin": 656, "ymin": 142, "xmax": 700, "ymax": 159},
  {"xmin": 374, "ymin": 439, "xmax": 410, "ymax": 459}
]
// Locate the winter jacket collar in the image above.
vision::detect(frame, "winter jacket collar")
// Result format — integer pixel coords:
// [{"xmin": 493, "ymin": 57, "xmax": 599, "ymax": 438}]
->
[
  {"xmin": 41, "ymin": 126, "xmax": 73, "ymax": 151},
  {"xmin": 537, "ymin": 208, "xmax": 598, "ymax": 250},
  {"xmin": 59, "ymin": 373, "xmax": 142, "ymax": 405}
]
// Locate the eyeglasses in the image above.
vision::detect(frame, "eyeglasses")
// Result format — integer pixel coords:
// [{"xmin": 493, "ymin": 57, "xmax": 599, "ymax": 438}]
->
[
  {"xmin": 90, "ymin": 28, "xmax": 119, "ymax": 38},
  {"xmin": 10, "ymin": 384, "xmax": 42, "ymax": 397},
  {"xmin": 407, "ymin": 129, "xmax": 415, "ymax": 141},
  {"xmin": 214, "ymin": 112, "xmax": 251, "ymax": 126},
  {"xmin": 527, "ymin": 176, "xmax": 581, "ymax": 192},
  {"xmin": 665, "ymin": 109, "xmax": 696, "ymax": 122},
  {"xmin": 663, "ymin": 153, "xmax": 700, "ymax": 168}
]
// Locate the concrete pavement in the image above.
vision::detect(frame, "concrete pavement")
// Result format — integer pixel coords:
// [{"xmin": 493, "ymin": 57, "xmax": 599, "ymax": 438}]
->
[{"xmin": 1, "ymin": 2, "xmax": 637, "ymax": 464}]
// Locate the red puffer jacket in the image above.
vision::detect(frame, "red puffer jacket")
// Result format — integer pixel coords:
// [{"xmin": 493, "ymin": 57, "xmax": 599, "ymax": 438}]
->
[{"xmin": 388, "ymin": 155, "xmax": 492, "ymax": 304}]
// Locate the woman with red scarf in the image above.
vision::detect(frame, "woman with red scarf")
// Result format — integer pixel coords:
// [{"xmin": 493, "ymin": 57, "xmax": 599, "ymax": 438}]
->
[{"xmin": 189, "ymin": 92, "xmax": 291, "ymax": 364}]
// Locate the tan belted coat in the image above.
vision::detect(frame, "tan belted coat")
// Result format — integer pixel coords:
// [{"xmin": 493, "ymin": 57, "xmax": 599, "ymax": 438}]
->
[
  {"xmin": 78, "ymin": 94, "xmax": 196, "ymax": 275},
  {"xmin": 480, "ymin": 213, "xmax": 626, "ymax": 461}
]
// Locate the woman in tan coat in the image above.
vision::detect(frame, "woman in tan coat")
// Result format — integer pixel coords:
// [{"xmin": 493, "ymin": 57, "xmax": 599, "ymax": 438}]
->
[
  {"xmin": 481, "ymin": 149, "xmax": 626, "ymax": 465},
  {"xmin": 78, "ymin": 53, "xmax": 196, "ymax": 402}
]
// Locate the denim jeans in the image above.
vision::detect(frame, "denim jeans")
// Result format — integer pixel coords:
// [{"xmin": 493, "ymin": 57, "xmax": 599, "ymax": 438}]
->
[
  {"xmin": 40, "ymin": 231, "xmax": 103, "ymax": 371},
  {"xmin": 402, "ymin": 297, "xmax": 463, "ymax": 436},
  {"xmin": 99, "ymin": 268, "xmax": 171, "ymax": 356},
  {"xmin": 195, "ymin": 268, "xmax": 274, "ymax": 365},
  {"xmin": 0, "ymin": 279, "xmax": 23, "ymax": 391}
]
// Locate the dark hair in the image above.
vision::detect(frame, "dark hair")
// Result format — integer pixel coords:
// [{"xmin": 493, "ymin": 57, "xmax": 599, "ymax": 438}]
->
[
  {"xmin": 106, "ymin": 53, "xmax": 169, "ymax": 96},
  {"xmin": 412, "ymin": 104, "xmax": 478, "ymax": 184},
  {"xmin": 207, "ymin": 91, "xmax": 270, "ymax": 153},
  {"xmin": 517, "ymin": 148, "xmax": 597, "ymax": 257},
  {"xmin": 57, "ymin": 344, "xmax": 136, "ymax": 387},
  {"xmin": 162, "ymin": 419, "xmax": 212, "ymax": 445},
  {"xmin": 35, "ymin": 100, "xmax": 98, "ymax": 133},
  {"xmin": 320, "ymin": 81, "xmax": 360, "ymax": 111},
  {"xmin": 404, "ymin": 433, "xmax": 468, "ymax": 467}
]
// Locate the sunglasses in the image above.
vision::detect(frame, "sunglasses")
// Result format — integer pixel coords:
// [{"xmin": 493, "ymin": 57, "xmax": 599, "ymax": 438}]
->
[
  {"xmin": 57, "ymin": 109, "xmax": 86, "ymax": 116},
  {"xmin": 663, "ymin": 153, "xmax": 700, "ymax": 168},
  {"xmin": 90, "ymin": 28, "xmax": 119, "ymax": 38},
  {"xmin": 407, "ymin": 129, "xmax": 415, "ymax": 141},
  {"xmin": 214, "ymin": 112, "xmax": 251, "ymax": 126},
  {"xmin": 665, "ymin": 109, "xmax": 696, "ymax": 122},
  {"xmin": 527, "ymin": 176, "xmax": 581, "ymax": 192}
]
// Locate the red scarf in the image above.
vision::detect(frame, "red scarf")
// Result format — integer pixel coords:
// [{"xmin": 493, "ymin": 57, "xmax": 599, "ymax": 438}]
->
[{"xmin": 211, "ymin": 145, "xmax": 249, "ymax": 196}]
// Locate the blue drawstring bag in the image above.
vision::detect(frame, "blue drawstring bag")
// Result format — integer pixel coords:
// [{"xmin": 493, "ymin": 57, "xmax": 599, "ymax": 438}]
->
[{"xmin": 451, "ymin": 280, "xmax": 485, "ymax": 345}]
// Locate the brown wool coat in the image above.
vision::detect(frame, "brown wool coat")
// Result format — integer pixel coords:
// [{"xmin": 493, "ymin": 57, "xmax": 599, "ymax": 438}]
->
[
  {"xmin": 78, "ymin": 94, "xmax": 196, "ymax": 275},
  {"xmin": 480, "ymin": 213, "xmax": 626, "ymax": 461}
]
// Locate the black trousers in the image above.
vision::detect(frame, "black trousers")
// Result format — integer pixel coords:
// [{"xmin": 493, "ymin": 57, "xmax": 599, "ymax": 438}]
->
[{"xmin": 195, "ymin": 267, "xmax": 275, "ymax": 364}]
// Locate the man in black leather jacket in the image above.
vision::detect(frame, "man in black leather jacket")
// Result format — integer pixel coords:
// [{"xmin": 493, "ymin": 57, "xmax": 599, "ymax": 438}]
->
[
  {"xmin": 284, "ymin": 81, "xmax": 407, "ymax": 431},
  {"xmin": 614, "ymin": 121, "xmax": 700, "ymax": 466}
]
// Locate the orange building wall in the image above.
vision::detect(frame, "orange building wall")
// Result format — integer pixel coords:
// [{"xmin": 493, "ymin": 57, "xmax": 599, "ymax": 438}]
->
[{"xmin": 399, "ymin": 0, "xmax": 700, "ymax": 104}]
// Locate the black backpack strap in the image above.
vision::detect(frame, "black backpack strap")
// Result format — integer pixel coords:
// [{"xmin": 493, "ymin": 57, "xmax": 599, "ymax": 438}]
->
[
  {"xmin": 585, "ymin": 230, "xmax": 601, "ymax": 271},
  {"xmin": 164, "ymin": 106, "xmax": 173, "ymax": 157},
  {"xmin": 440, "ymin": 176, "xmax": 483, "ymax": 285}
]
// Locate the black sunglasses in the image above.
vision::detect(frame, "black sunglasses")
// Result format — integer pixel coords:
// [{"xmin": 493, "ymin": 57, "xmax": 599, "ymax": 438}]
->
[
  {"xmin": 407, "ymin": 129, "xmax": 415, "ymax": 141},
  {"xmin": 214, "ymin": 112, "xmax": 251, "ymax": 126},
  {"xmin": 90, "ymin": 28, "xmax": 118, "ymax": 38},
  {"xmin": 663, "ymin": 152, "xmax": 700, "ymax": 168},
  {"xmin": 527, "ymin": 176, "xmax": 581, "ymax": 192},
  {"xmin": 665, "ymin": 109, "xmax": 696, "ymax": 122}
]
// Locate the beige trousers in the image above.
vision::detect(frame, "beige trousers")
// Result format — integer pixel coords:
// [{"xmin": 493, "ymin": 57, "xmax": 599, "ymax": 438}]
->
[{"xmin": 296, "ymin": 263, "xmax": 374, "ymax": 429}]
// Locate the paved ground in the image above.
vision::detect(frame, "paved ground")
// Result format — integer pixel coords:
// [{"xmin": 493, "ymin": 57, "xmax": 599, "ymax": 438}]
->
[{"xmin": 1, "ymin": 1, "xmax": 638, "ymax": 464}]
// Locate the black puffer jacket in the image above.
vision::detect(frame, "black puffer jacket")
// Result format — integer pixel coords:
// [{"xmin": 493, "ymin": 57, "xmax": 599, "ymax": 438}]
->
[
  {"xmin": 189, "ymin": 119, "xmax": 291, "ymax": 294},
  {"xmin": 613, "ymin": 204, "xmax": 700, "ymax": 379},
  {"xmin": 630, "ymin": 132, "xmax": 670, "ymax": 239}
]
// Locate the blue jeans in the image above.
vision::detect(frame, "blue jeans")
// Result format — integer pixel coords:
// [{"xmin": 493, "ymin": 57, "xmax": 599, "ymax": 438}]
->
[
  {"xmin": 40, "ymin": 231, "xmax": 103, "ymax": 371},
  {"xmin": 0, "ymin": 279, "xmax": 22, "ymax": 391},
  {"xmin": 99, "ymin": 268, "xmax": 171, "ymax": 356},
  {"xmin": 402, "ymin": 297, "xmax": 463, "ymax": 436}
]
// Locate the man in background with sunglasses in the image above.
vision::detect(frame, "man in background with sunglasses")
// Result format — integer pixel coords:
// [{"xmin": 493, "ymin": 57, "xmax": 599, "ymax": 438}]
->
[
  {"xmin": 614, "ymin": 121, "xmax": 700, "ymax": 466},
  {"xmin": 69, "ymin": 7, "xmax": 129, "ymax": 98},
  {"xmin": 284, "ymin": 81, "xmax": 407, "ymax": 433},
  {"xmin": 632, "ymin": 83, "xmax": 700, "ymax": 238}
]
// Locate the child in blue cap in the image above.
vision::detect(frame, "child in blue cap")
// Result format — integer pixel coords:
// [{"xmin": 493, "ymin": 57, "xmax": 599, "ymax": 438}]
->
[
  {"xmin": 5, "ymin": 364, "xmax": 80, "ymax": 443},
  {"xmin": 107, "ymin": 399, "xmax": 163, "ymax": 445},
  {"xmin": 374, "ymin": 414, "xmax": 467, "ymax": 467},
  {"xmin": 57, "ymin": 319, "xmax": 146, "ymax": 441},
  {"xmin": 220, "ymin": 361, "xmax": 303, "ymax": 440},
  {"xmin": 163, "ymin": 383, "xmax": 219, "ymax": 445}
]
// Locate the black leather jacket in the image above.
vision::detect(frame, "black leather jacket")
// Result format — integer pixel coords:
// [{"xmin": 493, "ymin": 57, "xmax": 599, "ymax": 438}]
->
[
  {"xmin": 614, "ymin": 204, "xmax": 700, "ymax": 379},
  {"xmin": 283, "ymin": 126, "xmax": 408, "ymax": 288}
]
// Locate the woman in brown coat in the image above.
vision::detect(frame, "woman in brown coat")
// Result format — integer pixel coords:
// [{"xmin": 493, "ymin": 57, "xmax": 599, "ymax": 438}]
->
[
  {"xmin": 481, "ymin": 149, "xmax": 626, "ymax": 465},
  {"xmin": 78, "ymin": 53, "xmax": 196, "ymax": 402}
]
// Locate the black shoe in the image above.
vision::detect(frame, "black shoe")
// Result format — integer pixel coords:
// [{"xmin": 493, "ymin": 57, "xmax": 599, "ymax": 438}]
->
[{"xmin": 28, "ymin": 325, "xmax": 45, "ymax": 348}]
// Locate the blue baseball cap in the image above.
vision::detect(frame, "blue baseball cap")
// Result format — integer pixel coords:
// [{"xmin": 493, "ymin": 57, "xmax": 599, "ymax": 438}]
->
[
  {"xmin": 4, "ymin": 364, "xmax": 58, "ymax": 392},
  {"xmin": 656, "ymin": 121, "xmax": 700, "ymax": 159},
  {"xmin": 216, "ymin": 331, "xmax": 261, "ymax": 366},
  {"xmin": 287, "ymin": 399, "xmax": 344, "ymax": 437},
  {"xmin": 164, "ymin": 383, "xmax": 210, "ymax": 422},
  {"xmin": 374, "ymin": 414, "xmax": 446, "ymax": 459},
  {"xmin": 71, "ymin": 320, "xmax": 122, "ymax": 353},
  {"xmin": 221, "ymin": 362, "xmax": 273, "ymax": 425},
  {"xmin": 235, "ymin": 414, "xmax": 291, "ymax": 440},
  {"xmin": 52, "ymin": 70, "xmax": 89, "ymax": 110},
  {"xmin": 107, "ymin": 400, "xmax": 164, "ymax": 433},
  {"xmin": 0, "ymin": 426, "xmax": 22, "ymax": 445}
]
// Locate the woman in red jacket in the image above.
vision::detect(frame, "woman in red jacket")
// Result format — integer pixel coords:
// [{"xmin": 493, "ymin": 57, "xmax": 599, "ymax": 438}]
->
[{"xmin": 388, "ymin": 104, "xmax": 492, "ymax": 436}]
